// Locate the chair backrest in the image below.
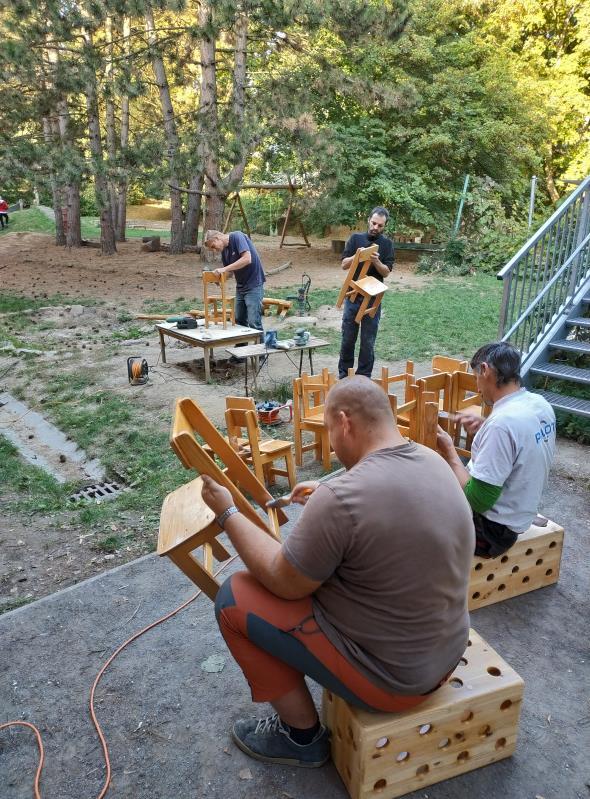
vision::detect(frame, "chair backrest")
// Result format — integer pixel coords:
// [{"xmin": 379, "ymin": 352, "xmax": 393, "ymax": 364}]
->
[
  {"xmin": 202, "ymin": 271, "xmax": 229, "ymax": 328},
  {"xmin": 451, "ymin": 371, "xmax": 485, "ymax": 414},
  {"xmin": 416, "ymin": 372, "xmax": 453, "ymax": 415},
  {"xmin": 432, "ymin": 355, "xmax": 469, "ymax": 375},
  {"xmin": 225, "ymin": 396, "xmax": 259, "ymax": 441},
  {"xmin": 171, "ymin": 397, "xmax": 287, "ymax": 536},
  {"xmin": 298, "ymin": 369, "xmax": 334, "ymax": 419},
  {"xmin": 335, "ymin": 244, "xmax": 378, "ymax": 308}
]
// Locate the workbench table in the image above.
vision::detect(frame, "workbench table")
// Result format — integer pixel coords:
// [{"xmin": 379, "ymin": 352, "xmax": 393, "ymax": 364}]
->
[
  {"xmin": 156, "ymin": 321, "xmax": 262, "ymax": 381},
  {"xmin": 225, "ymin": 336, "xmax": 330, "ymax": 396}
]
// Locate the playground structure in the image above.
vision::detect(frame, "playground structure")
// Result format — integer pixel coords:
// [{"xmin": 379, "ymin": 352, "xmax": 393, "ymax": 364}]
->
[{"xmin": 222, "ymin": 180, "xmax": 311, "ymax": 248}]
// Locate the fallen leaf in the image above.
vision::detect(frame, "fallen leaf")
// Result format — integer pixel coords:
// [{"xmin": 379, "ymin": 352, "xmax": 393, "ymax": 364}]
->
[
  {"xmin": 200, "ymin": 654, "xmax": 225, "ymax": 673},
  {"xmin": 239, "ymin": 768, "xmax": 252, "ymax": 780}
]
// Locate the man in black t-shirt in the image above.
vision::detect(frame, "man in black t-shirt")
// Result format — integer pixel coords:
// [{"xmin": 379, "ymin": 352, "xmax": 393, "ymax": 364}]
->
[{"xmin": 337, "ymin": 207, "xmax": 394, "ymax": 379}]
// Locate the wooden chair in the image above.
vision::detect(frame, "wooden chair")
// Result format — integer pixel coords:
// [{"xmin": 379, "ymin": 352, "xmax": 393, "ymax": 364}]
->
[
  {"xmin": 448, "ymin": 371, "xmax": 491, "ymax": 456},
  {"xmin": 335, "ymin": 244, "xmax": 388, "ymax": 324},
  {"xmin": 224, "ymin": 396, "xmax": 296, "ymax": 490},
  {"xmin": 415, "ymin": 372, "xmax": 453, "ymax": 433},
  {"xmin": 395, "ymin": 383, "xmax": 439, "ymax": 450},
  {"xmin": 158, "ymin": 398, "xmax": 287, "ymax": 600},
  {"xmin": 292, "ymin": 369, "xmax": 336, "ymax": 470},
  {"xmin": 431, "ymin": 355, "xmax": 469, "ymax": 375},
  {"xmin": 202, "ymin": 271, "xmax": 235, "ymax": 328}
]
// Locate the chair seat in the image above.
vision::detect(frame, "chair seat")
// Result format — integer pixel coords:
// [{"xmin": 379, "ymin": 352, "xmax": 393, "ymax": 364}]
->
[
  {"xmin": 351, "ymin": 276, "xmax": 388, "ymax": 297},
  {"xmin": 158, "ymin": 476, "xmax": 216, "ymax": 555},
  {"xmin": 259, "ymin": 439, "xmax": 292, "ymax": 455}
]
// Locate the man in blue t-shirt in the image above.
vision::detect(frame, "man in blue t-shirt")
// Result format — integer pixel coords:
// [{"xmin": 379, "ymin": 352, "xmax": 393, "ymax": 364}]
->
[
  {"xmin": 338, "ymin": 207, "xmax": 395, "ymax": 379},
  {"xmin": 204, "ymin": 230, "xmax": 266, "ymax": 334}
]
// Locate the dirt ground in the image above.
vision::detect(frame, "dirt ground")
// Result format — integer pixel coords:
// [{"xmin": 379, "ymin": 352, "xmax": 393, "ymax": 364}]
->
[{"xmin": 0, "ymin": 231, "xmax": 428, "ymax": 305}]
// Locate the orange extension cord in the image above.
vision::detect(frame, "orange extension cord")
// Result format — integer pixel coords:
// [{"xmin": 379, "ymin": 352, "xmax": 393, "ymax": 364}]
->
[{"xmin": 0, "ymin": 555, "xmax": 239, "ymax": 799}]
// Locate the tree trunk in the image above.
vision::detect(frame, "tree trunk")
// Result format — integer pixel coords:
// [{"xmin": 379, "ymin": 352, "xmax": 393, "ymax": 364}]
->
[
  {"xmin": 105, "ymin": 15, "xmax": 119, "ymax": 232},
  {"xmin": 83, "ymin": 29, "xmax": 116, "ymax": 255},
  {"xmin": 545, "ymin": 162, "xmax": 560, "ymax": 204},
  {"xmin": 42, "ymin": 116, "xmax": 66, "ymax": 246},
  {"xmin": 66, "ymin": 185, "xmax": 82, "ymax": 247},
  {"xmin": 183, "ymin": 171, "xmax": 204, "ymax": 245},
  {"xmin": 116, "ymin": 15, "xmax": 131, "ymax": 242},
  {"xmin": 145, "ymin": 5, "xmax": 184, "ymax": 253}
]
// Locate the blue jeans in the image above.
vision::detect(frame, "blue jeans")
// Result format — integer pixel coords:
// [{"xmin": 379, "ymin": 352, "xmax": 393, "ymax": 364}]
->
[
  {"xmin": 235, "ymin": 284, "xmax": 264, "ymax": 338},
  {"xmin": 338, "ymin": 298, "xmax": 381, "ymax": 379}
]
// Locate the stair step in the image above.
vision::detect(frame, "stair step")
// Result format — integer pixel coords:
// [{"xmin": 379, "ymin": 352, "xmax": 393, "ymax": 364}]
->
[
  {"xmin": 582, "ymin": 295, "xmax": 590, "ymax": 305},
  {"xmin": 566, "ymin": 317, "xmax": 590, "ymax": 329},
  {"xmin": 531, "ymin": 363, "xmax": 590, "ymax": 385},
  {"xmin": 548, "ymin": 339, "xmax": 590, "ymax": 355},
  {"xmin": 534, "ymin": 390, "xmax": 590, "ymax": 419}
]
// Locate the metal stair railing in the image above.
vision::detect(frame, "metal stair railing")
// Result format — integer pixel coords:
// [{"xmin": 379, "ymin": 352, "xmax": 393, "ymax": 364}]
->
[{"xmin": 497, "ymin": 176, "xmax": 590, "ymax": 368}]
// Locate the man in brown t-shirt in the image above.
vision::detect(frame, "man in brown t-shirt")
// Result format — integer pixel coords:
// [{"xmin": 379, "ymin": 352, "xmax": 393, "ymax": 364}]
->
[{"xmin": 201, "ymin": 376, "xmax": 475, "ymax": 769}]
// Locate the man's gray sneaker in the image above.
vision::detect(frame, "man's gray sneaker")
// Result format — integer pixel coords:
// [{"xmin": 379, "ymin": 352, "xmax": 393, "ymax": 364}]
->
[{"xmin": 231, "ymin": 713, "xmax": 330, "ymax": 768}]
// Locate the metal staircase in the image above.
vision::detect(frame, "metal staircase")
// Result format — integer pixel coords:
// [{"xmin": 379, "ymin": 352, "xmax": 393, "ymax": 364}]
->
[{"xmin": 497, "ymin": 176, "xmax": 590, "ymax": 420}]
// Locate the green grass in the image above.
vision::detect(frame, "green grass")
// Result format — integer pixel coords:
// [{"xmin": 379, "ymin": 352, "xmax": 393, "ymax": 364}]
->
[
  {"xmin": 0, "ymin": 436, "xmax": 72, "ymax": 514},
  {"xmin": 0, "ymin": 208, "xmax": 54, "ymax": 236},
  {"xmin": 0, "ymin": 207, "xmax": 171, "ymax": 241},
  {"xmin": 80, "ymin": 217, "xmax": 171, "ymax": 241},
  {"xmin": 275, "ymin": 274, "xmax": 502, "ymax": 362}
]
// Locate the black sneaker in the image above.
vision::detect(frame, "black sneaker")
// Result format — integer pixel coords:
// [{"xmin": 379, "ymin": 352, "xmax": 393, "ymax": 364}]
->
[{"xmin": 231, "ymin": 713, "xmax": 330, "ymax": 768}]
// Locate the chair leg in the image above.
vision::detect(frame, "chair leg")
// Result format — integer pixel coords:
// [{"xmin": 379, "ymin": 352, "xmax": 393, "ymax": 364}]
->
[
  {"xmin": 321, "ymin": 429, "xmax": 331, "ymax": 471},
  {"xmin": 285, "ymin": 450, "xmax": 296, "ymax": 490},
  {"xmin": 265, "ymin": 461, "xmax": 276, "ymax": 486},
  {"xmin": 294, "ymin": 421, "xmax": 303, "ymax": 466}
]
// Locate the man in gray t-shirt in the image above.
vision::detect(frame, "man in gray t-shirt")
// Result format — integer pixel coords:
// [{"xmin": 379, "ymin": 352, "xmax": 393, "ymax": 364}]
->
[
  {"xmin": 437, "ymin": 341, "xmax": 556, "ymax": 557},
  {"xmin": 201, "ymin": 376, "xmax": 474, "ymax": 770}
]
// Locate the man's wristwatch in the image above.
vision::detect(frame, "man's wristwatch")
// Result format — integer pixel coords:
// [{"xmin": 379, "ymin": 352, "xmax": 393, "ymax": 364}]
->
[{"xmin": 216, "ymin": 505, "xmax": 239, "ymax": 530}]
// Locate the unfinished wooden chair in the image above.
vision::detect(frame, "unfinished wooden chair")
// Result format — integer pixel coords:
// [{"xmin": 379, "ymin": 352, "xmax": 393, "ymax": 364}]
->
[
  {"xmin": 262, "ymin": 297, "xmax": 292, "ymax": 319},
  {"xmin": 202, "ymin": 271, "xmax": 235, "ymax": 328},
  {"xmin": 431, "ymin": 355, "xmax": 469, "ymax": 375},
  {"xmin": 415, "ymin": 372, "xmax": 453, "ymax": 433},
  {"xmin": 335, "ymin": 244, "xmax": 388, "ymax": 324},
  {"xmin": 448, "ymin": 371, "xmax": 491, "ymax": 457},
  {"xmin": 292, "ymin": 369, "xmax": 336, "ymax": 470},
  {"xmin": 225, "ymin": 396, "xmax": 296, "ymax": 490},
  {"xmin": 158, "ymin": 398, "xmax": 288, "ymax": 600}
]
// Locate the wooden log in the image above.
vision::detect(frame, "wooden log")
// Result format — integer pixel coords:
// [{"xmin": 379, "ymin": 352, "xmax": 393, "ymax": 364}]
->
[
  {"xmin": 80, "ymin": 239, "xmax": 102, "ymax": 249},
  {"xmin": 266, "ymin": 260, "xmax": 292, "ymax": 276},
  {"xmin": 141, "ymin": 236, "xmax": 161, "ymax": 252}
]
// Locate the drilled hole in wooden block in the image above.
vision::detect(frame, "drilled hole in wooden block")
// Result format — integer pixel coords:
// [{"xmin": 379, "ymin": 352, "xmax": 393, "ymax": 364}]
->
[
  {"xmin": 416, "ymin": 765, "xmax": 429, "ymax": 777},
  {"xmin": 373, "ymin": 778, "xmax": 387, "ymax": 791},
  {"xmin": 545, "ymin": 568, "xmax": 553, "ymax": 576},
  {"xmin": 459, "ymin": 657, "xmax": 468, "ymax": 666},
  {"xmin": 472, "ymin": 591, "xmax": 481, "ymax": 600},
  {"xmin": 495, "ymin": 737, "xmax": 507, "ymax": 750},
  {"xmin": 457, "ymin": 751, "xmax": 470, "ymax": 762},
  {"xmin": 467, "ymin": 639, "xmax": 472, "ymax": 646},
  {"xmin": 525, "ymin": 548, "xmax": 533, "ymax": 555},
  {"xmin": 460, "ymin": 710, "xmax": 473, "ymax": 722},
  {"xmin": 375, "ymin": 737, "xmax": 389, "ymax": 749},
  {"xmin": 474, "ymin": 562, "xmax": 483, "ymax": 571},
  {"xmin": 396, "ymin": 751, "xmax": 410, "ymax": 763},
  {"xmin": 478, "ymin": 724, "xmax": 493, "ymax": 738},
  {"xmin": 522, "ymin": 576, "xmax": 530, "ymax": 583},
  {"xmin": 486, "ymin": 573, "xmax": 495, "ymax": 582},
  {"xmin": 455, "ymin": 732, "xmax": 466, "ymax": 742},
  {"xmin": 418, "ymin": 723, "xmax": 432, "ymax": 735},
  {"xmin": 498, "ymin": 583, "xmax": 506, "ymax": 591},
  {"xmin": 536, "ymin": 558, "xmax": 543, "ymax": 565},
  {"xmin": 487, "ymin": 666, "xmax": 502, "ymax": 677},
  {"xmin": 511, "ymin": 565, "xmax": 519, "ymax": 573},
  {"xmin": 500, "ymin": 555, "xmax": 509, "ymax": 563},
  {"xmin": 438, "ymin": 737, "xmax": 450, "ymax": 749},
  {"xmin": 549, "ymin": 540, "xmax": 557, "ymax": 548},
  {"xmin": 449, "ymin": 678, "xmax": 463, "ymax": 688},
  {"xmin": 500, "ymin": 699, "xmax": 512, "ymax": 711}
]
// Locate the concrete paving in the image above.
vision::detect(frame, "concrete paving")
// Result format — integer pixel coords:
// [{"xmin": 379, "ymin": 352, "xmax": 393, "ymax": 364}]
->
[{"xmin": 1, "ymin": 468, "xmax": 588, "ymax": 799}]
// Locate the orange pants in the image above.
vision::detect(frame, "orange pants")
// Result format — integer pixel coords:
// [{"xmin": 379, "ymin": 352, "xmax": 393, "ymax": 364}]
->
[{"xmin": 215, "ymin": 571, "xmax": 435, "ymax": 712}]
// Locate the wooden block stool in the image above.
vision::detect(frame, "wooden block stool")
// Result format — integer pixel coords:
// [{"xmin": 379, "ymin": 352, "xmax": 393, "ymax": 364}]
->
[
  {"xmin": 322, "ymin": 629, "xmax": 524, "ymax": 799},
  {"xmin": 468, "ymin": 519, "xmax": 564, "ymax": 611}
]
